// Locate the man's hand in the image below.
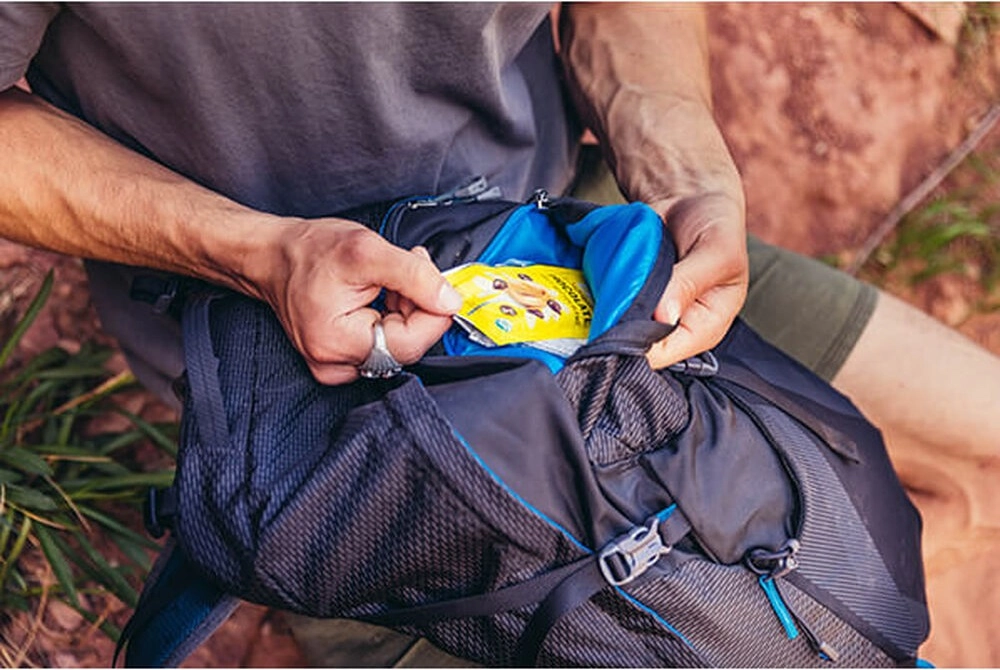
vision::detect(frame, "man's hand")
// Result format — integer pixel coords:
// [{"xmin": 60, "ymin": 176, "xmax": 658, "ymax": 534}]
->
[
  {"xmin": 646, "ymin": 192, "xmax": 748, "ymax": 369},
  {"xmin": 0, "ymin": 87, "xmax": 461, "ymax": 385},
  {"xmin": 256, "ymin": 220, "xmax": 462, "ymax": 385}
]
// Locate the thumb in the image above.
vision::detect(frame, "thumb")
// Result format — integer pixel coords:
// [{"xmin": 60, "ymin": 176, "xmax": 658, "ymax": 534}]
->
[
  {"xmin": 368, "ymin": 239, "xmax": 463, "ymax": 315},
  {"xmin": 648, "ymin": 242, "xmax": 747, "ymax": 368},
  {"xmin": 654, "ymin": 259, "xmax": 702, "ymax": 328}
]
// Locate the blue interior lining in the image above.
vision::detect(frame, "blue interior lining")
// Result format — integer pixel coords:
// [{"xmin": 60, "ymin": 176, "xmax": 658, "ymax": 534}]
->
[{"xmin": 443, "ymin": 202, "xmax": 664, "ymax": 372}]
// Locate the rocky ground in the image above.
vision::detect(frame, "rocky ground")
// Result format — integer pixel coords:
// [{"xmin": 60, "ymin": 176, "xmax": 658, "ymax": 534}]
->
[{"xmin": 2, "ymin": 3, "xmax": 999, "ymax": 667}]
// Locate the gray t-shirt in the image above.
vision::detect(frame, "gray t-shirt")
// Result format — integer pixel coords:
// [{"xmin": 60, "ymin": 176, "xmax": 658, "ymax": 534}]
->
[{"xmin": 0, "ymin": 3, "xmax": 580, "ymax": 400}]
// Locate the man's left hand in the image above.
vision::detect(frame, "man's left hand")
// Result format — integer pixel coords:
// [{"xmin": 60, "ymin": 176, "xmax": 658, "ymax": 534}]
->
[{"xmin": 645, "ymin": 191, "xmax": 748, "ymax": 369}]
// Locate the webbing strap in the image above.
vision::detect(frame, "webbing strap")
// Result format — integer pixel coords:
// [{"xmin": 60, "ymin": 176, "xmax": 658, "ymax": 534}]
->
[
  {"xmin": 513, "ymin": 559, "xmax": 606, "ymax": 666},
  {"xmin": 116, "ymin": 541, "xmax": 238, "ymax": 667},
  {"xmin": 717, "ymin": 363, "xmax": 864, "ymax": 463},
  {"xmin": 181, "ymin": 291, "xmax": 230, "ymax": 450},
  {"xmin": 364, "ymin": 554, "xmax": 593, "ymax": 629},
  {"xmin": 366, "ymin": 511, "xmax": 692, "ymax": 665},
  {"xmin": 114, "ymin": 291, "xmax": 237, "ymax": 667}
]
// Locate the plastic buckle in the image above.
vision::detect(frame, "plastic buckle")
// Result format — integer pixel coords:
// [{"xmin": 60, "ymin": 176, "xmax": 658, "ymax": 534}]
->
[{"xmin": 598, "ymin": 517, "xmax": 670, "ymax": 586}]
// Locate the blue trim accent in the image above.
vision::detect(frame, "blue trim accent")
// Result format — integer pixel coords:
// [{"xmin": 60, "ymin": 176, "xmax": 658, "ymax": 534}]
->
[
  {"xmin": 654, "ymin": 503, "xmax": 677, "ymax": 523},
  {"xmin": 916, "ymin": 659, "xmax": 935, "ymax": 668},
  {"xmin": 611, "ymin": 505, "xmax": 696, "ymax": 653},
  {"xmin": 759, "ymin": 576, "xmax": 799, "ymax": 640},
  {"xmin": 449, "ymin": 429, "xmax": 591, "ymax": 554},
  {"xmin": 614, "ymin": 586, "xmax": 695, "ymax": 649},
  {"xmin": 451, "ymin": 420, "xmax": 698, "ymax": 654},
  {"xmin": 442, "ymin": 330, "xmax": 567, "ymax": 374}
]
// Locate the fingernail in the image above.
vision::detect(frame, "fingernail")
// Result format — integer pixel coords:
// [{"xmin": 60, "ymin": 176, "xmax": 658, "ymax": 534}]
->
[
  {"xmin": 664, "ymin": 300, "xmax": 682, "ymax": 327},
  {"xmin": 438, "ymin": 283, "xmax": 463, "ymax": 312}
]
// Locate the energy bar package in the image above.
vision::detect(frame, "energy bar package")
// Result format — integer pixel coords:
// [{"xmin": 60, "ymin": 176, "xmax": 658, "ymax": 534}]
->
[{"xmin": 444, "ymin": 262, "xmax": 594, "ymax": 358}]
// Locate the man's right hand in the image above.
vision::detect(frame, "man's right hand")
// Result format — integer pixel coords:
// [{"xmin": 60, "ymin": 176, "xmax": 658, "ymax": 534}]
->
[
  {"xmin": 251, "ymin": 219, "xmax": 463, "ymax": 385},
  {"xmin": 1, "ymin": 88, "xmax": 462, "ymax": 385}
]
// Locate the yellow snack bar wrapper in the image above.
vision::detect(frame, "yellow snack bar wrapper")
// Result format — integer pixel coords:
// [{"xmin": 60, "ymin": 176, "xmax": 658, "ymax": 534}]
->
[{"xmin": 444, "ymin": 263, "xmax": 594, "ymax": 356}]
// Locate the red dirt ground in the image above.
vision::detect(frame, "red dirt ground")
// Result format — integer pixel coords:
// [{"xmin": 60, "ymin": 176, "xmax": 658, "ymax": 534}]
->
[{"xmin": 2, "ymin": 3, "xmax": 999, "ymax": 667}]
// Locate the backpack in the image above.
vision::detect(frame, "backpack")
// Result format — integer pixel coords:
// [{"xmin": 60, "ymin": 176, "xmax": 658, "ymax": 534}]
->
[{"xmin": 117, "ymin": 184, "xmax": 930, "ymax": 667}]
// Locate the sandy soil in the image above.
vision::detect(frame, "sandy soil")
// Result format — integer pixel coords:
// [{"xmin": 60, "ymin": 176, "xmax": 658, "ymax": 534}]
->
[{"xmin": 2, "ymin": 3, "xmax": 999, "ymax": 667}]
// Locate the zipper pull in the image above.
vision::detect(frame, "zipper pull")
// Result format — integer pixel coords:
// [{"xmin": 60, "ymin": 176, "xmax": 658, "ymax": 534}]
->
[
  {"xmin": 759, "ymin": 575, "xmax": 799, "ymax": 640},
  {"xmin": 668, "ymin": 351, "xmax": 720, "ymax": 377},
  {"xmin": 530, "ymin": 189, "xmax": 551, "ymax": 209},
  {"xmin": 750, "ymin": 541, "xmax": 840, "ymax": 662},
  {"xmin": 407, "ymin": 176, "xmax": 501, "ymax": 209},
  {"xmin": 452, "ymin": 176, "xmax": 489, "ymax": 199}
]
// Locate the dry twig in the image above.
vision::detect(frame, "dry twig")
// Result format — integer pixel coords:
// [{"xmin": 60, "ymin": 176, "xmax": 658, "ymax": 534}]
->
[{"xmin": 848, "ymin": 103, "xmax": 1000, "ymax": 275}]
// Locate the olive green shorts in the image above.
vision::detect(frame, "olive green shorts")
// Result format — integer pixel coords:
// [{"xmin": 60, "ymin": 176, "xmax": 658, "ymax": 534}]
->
[{"xmin": 285, "ymin": 154, "xmax": 879, "ymax": 666}]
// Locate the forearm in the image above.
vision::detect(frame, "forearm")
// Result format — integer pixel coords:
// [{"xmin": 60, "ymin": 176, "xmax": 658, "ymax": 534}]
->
[
  {"xmin": 0, "ymin": 86, "xmax": 281, "ymax": 299},
  {"xmin": 559, "ymin": 3, "xmax": 743, "ymax": 211}
]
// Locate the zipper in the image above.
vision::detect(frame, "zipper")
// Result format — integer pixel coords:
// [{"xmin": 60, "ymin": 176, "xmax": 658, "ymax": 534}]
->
[{"xmin": 378, "ymin": 176, "xmax": 503, "ymax": 242}]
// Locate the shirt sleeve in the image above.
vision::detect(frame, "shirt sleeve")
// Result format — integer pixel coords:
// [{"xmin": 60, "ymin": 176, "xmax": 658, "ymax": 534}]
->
[{"xmin": 0, "ymin": 3, "xmax": 60, "ymax": 90}]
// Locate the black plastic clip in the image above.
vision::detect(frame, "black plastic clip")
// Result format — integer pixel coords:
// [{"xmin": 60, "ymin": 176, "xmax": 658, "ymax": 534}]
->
[
  {"xmin": 144, "ymin": 486, "xmax": 178, "ymax": 539},
  {"xmin": 746, "ymin": 538, "xmax": 801, "ymax": 579},
  {"xmin": 668, "ymin": 351, "xmax": 720, "ymax": 377}
]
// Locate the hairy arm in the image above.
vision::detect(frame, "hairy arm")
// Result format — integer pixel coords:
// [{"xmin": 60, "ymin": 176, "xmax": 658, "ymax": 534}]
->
[
  {"xmin": 0, "ymin": 87, "xmax": 461, "ymax": 383},
  {"xmin": 559, "ymin": 3, "xmax": 748, "ymax": 367}
]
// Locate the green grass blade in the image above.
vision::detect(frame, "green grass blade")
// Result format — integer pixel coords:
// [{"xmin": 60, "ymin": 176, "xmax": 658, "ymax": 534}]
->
[
  {"xmin": 110, "ymin": 533, "xmax": 155, "ymax": 572},
  {"xmin": 33, "ymin": 523, "xmax": 79, "ymax": 603},
  {"xmin": 70, "ymin": 603, "xmax": 123, "ymax": 641},
  {"xmin": 0, "ymin": 271, "xmax": 54, "ymax": 372},
  {"xmin": 80, "ymin": 507, "xmax": 161, "ymax": 552},
  {"xmin": 0, "ymin": 446, "xmax": 55, "ymax": 476},
  {"xmin": 0, "ymin": 515, "xmax": 32, "ymax": 592},
  {"xmin": 67, "ymin": 471, "xmax": 176, "ymax": 494},
  {"xmin": 0, "ymin": 509, "xmax": 12, "ymax": 557},
  {"xmin": 4, "ymin": 484, "xmax": 59, "ymax": 512},
  {"xmin": 113, "ymin": 409, "xmax": 179, "ymax": 458},
  {"xmin": 33, "ymin": 367, "xmax": 115, "ymax": 381},
  {"xmin": 7, "ymin": 347, "xmax": 69, "ymax": 386},
  {"xmin": 0, "ymin": 468, "xmax": 24, "ymax": 484},
  {"xmin": 65, "ymin": 530, "xmax": 138, "ymax": 608},
  {"xmin": 93, "ymin": 430, "xmax": 146, "ymax": 455}
]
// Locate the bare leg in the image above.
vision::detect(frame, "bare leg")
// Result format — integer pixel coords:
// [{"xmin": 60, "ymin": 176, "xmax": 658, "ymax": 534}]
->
[{"xmin": 832, "ymin": 290, "xmax": 1000, "ymax": 665}]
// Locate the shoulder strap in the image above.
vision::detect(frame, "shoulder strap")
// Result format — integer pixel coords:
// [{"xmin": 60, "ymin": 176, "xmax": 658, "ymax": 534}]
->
[
  {"xmin": 115, "ymin": 288, "xmax": 239, "ymax": 667},
  {"xmin": 115, "ymin": 539, "xmax": 240, "ymax": 667}
]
